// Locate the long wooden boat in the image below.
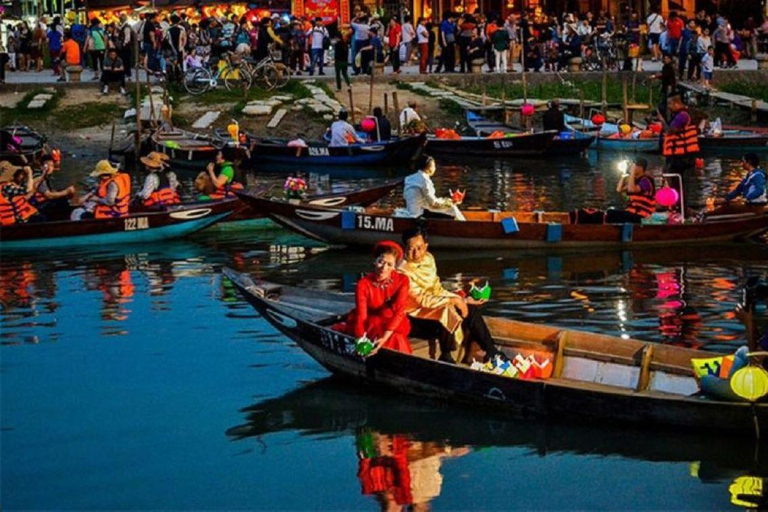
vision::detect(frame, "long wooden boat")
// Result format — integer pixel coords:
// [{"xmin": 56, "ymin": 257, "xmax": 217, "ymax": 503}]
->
[
  {"xmin": 424, "ymin": 131, "xmax": 555, "ymax": 158},
  {"xmin": 1, "ymin": 199, "xmax": 238, "ymax": 250},
  {"xmin": 150, "ymin": 129, "xmax": 224, "ymax": 169},
  {"xmin": 596, "ymin": 134, "xmax": 660, "ymax": 153},
  {"xmin": 225, "ymin": 179, "xmax": 402, "ymax": 223},
  {"xmin": 699, "ymin": 130, "xmax": 768, "ymax": 152},
  {"xmin": 0, "ymin": 125, "xmax": 47, "ymax": 165},
  {"xmin": 224, "ymin": 270, "xmax": 768, "ymax": 431},
  {"xmin": 466, "ymin": 111, "xmax": 596, "ymax": 156},
  {"xmin": 234, "ymin": 196, "xmax": 768, "ymax": 249},
  {"xmin": 231, "ymin": 134, "xmax": 426, "ymax": 168}
]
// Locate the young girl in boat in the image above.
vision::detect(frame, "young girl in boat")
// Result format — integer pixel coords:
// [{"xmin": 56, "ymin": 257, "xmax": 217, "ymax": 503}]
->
[{"xmin": 335, "ymin": 241, "xmax": 412, "ymax": 355}]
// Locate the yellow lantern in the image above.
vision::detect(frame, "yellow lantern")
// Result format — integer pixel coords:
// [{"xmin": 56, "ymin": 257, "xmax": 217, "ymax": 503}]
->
[
  {"xmin": 619, "ymin": 124, "xmax": 632, "ymax": 135},
  {"xmin": 730, "ymin": 366, "xmax": 768, "ymax": 402},
  {"xmin": 227, "ymin": 122, "xmax": 239, "ymax": 144}
]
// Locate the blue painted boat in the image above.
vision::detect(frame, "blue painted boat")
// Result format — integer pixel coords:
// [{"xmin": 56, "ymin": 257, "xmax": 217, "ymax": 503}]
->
[
  {"xmin": 1, "ymin": 199, "xmax": 238, "ymax": 250},
  {"xmin": 595, "ymin": 134, "xmax": 661, "ymax": 153}
]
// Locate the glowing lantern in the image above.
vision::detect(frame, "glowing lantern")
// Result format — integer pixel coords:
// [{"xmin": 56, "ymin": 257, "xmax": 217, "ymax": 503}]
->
[
  {"xmin": 227, "ymin": 122, "xmax": 239, "ymax": 144},
  {"xmin": 360, "ymin": 117, "xmax": 376, "ymax": 132},
  {"xmin": 655, "ymin": 187, "xmax": 680, "ymax": 207},
  {"xmin": 649, "ymin": 122, "xmax": 663, "ymax": 134},
  {"xmin": 591, "ymin": 113, "xmax": 606, "ymax": 125},
  {"xmin": 695, "ymin": 158, "xmax": 705, "ymax": 168},
  {"xmin": 450, "ymin": 188, "xmax": 465, "ymax": 203},
  {"xmin": 730, "ymin": 366, "xmax": 768, "ymax": 401},
  {"xmin": 51, "ymin": 149, "xmax": 61, "ymax": 164},
  {"xmin": 619, "ymin": 124, "xmax": 632, "ymax": 135},
  {"xmin": 521, "ymin": 103, "xmax": 535, "ymax": 116}
]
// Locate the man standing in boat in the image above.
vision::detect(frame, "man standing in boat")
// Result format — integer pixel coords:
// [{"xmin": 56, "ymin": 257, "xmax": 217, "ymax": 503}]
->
[
  {"xmin": 658, "ymin": 94, "xmax": 700, "ymax": 173},
  {"xmin": 398, "ymin": 226, "xmax": 501, "ymax": 364},
  {"xmin": 329, "ymin": 110, "xmax": 365, "ymax": 148},
  {"xmin": 403, "ymin": 155, "xmax": 465, "ymax": 221}
]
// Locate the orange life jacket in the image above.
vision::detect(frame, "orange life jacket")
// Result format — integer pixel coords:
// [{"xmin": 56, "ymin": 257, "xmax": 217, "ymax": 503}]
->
[
  {"xmin": 625, "ymin": 175, "xmax": 656, "ymax": 218},
  {"xmin": 94, "ymin": 173, "xmax": 131, "ymax": 219},
  {"xmin": 662, "ymin": 113, "xmax": 700, "ymax": 156},
  {"xmin": 0, "ymin": 182, "xmax": 39, "ymax": 226},
  {"xmin": 210, "ymin": 181, "xmax": 244, "ymax": 200},
  {"xmin": 143, "ymin": 174, "xmax": 181, "ymax": 208}
]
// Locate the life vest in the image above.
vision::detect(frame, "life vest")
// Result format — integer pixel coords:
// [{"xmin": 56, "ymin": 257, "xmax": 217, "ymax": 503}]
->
[
  {"xmin": 0, "ymin": 182, "xmax": 39, "ymax": 226},
  {"xmin": 94, "ymin": 173, "xmax": 131, "ymax": 219},
  {"xmin": 662, "ymin": 112, "xmax": 700, "ymax": 156},
  {"xmin": 209, "ymin": 175, "xmax": 244, "ymax": 200},
  {"xmin": 143, "ymin": 173, "xmax": 181, "ymax": 208},
  {"xmin": 626, "ymin": 175, "xmax": 656, "ymax": 218},
  {"xmin": 30, "ymin": 176, "xmax": 53, "ymax": 207}
]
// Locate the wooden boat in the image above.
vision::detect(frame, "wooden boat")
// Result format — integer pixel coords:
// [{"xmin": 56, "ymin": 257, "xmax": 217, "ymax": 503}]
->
[
  {"xmin": 224, "ymin": 270, "xmax": 768, "ymax": 431},
  {"xmin": 424, "ymin": 130, "xmax": 555, "ymax": 158},
  {"xmin": 466, "ymin": 111, "xmax": 596, "ymax": 156},
  {"xmin": 234, "ymin": 196, "xmax": 768, "ymax": 249},
  {"xmin": 150, "ymin": 129, "xmax": 224, "ymax": 169},
  {"xmin": 225, "ymin": 179, "xmax": 403, "ymax": 223},
  {"xmin": 699, "ymin": 130, "xmax": 768, "ymax": 152},
  {"xmin": 1, "ymin": 199, "xmax": 238, "ymax": 250},
  {"xmin": 0, "ymin": 125, "xmax": 47, "ymax": 165},
  {"xmin": 229, "ymin": 134, "xmax": 426, "ymax": 168},
  {"xmin": 596, "ymin": 133, "xmax": 660, "ymax": 153}
]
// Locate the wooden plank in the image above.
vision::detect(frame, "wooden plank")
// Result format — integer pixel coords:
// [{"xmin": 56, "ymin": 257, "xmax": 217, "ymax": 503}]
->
[{"xmin": 267, "ymin": 108, "xmax": 288, "ymax": 129}]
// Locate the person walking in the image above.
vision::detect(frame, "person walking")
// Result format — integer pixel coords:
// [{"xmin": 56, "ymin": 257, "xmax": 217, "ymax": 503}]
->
[
  {"xmin": 117, "ymin": 14, "xmax": 134, "ymax": 80},
  {"xmin": 333, "ymin": 35, "xmax": 351, "ymax": 91},
  {"xmin": 306, "ymin": 17, "xmax": 329, "ymax": 76},
  {"xmin": 491, "ymin": 20, "xmax": 509, "ymax": 73},
  {"xmin": 387, "ymin": 17, "xmax": 402, "ymax": 74},
  {"xmin": 438, "ymin": 13, "xmax": 456, "ymax": 73},
  {"xmin": 647, "ymin": 8, "xmax": 664, "ymax": 61},
  {"xmin": 416, "ymin": 17, "xmax": 429, "ymax": 74},
  {"xmin": 85, "ymin": 18, "xmax": 107, "ymax": 79}
]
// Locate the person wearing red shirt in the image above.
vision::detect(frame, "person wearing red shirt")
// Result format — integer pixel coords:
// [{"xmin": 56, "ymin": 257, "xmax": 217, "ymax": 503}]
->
[
  {"xmin": 666, "ymin": 11, "xmax": 684, "ymax": 56},
  {"xmin": 388, "ymin": 18, "xmax": 402, "ymax": 74}
]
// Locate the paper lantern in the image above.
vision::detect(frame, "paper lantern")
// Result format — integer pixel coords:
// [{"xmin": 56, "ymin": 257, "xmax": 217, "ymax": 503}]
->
[
  {"xmin": 591, "ymin": 113, "xmax": 606, "ymax": 125},
  {"xmin": 450, "ymin": 188, "xmax": 465, "ymax": 204},
  {"xmin": 521, "ymin": 103, "xmax": 535, "ymax": 116},
  {"xmin": 695, "ymin": 158, "xmax": 705, "ymax": 168},
  {"xmin": 470, "ymin": 281, "xmax": 492, "ymax": 301},
  {"xmin": 361, "ymin": 117, "xmax": 376, "ymax": 132},
  {"xmin": 620, "ymin": 124, "xmax": 632, "ymax": 135},
  {"xmin": 355, "ymin": 335, "xmax": 374, "ymax": 356},
  {"xmin": 649, "ymin": 122, "xmax": 663, "ymax": 134},
  {"xmin": 730, "ymin": 366, "xmax": 768, "ymax": 401},
  {"xmin": 227, "ymin": 123, "xmax": 239, "ymax": 143},
  {"xmin": 655, "ymin": 187, "xmax": 680, "ymax": 207},
  {"xmin": 51, "ymin": 149, "xmax": 61, "ymax": 164}
]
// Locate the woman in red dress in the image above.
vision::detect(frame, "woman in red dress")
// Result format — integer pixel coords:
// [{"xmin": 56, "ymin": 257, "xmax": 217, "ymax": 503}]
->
[{"xmin": 340, "ymin": 241, "xmax": 412, "ymax": 355}]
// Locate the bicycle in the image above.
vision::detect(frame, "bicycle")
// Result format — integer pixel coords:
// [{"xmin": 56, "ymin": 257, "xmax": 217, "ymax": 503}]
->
[
  {"xmin": 242, "ymin": 44, "xmax": 291, "ymax": 90},
  {"xmin": 183, "ymin": 52, "xmax": 252, "ymax": 95}
]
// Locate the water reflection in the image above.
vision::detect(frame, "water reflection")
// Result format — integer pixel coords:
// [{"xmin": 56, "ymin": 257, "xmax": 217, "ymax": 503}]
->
[{"xmin": 227, "ymin": 378, "xmax": 768, "ymax": 510}]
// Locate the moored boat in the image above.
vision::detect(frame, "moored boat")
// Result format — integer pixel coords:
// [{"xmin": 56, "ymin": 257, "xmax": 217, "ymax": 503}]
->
[
  {"xmin": 424, "ymin": 130, "xmax": 555, "ymax": 158},
  {"xmin": 699, "ymin": 130, "xmax": 768, "ymax": 152},
  {"xmin": 233, "ymin": 196, "xmax": 768, "ymax": 249},
  {"xmin": 224, "ymin": 270, "xmax": 768, "ymax": 431},
  {"xmin": 1, "ymin": 199, "xmax": 238, "ymax": 250},
  {"xmin": 596, "ymin": 134, "xmax": 660, "ymax": 153},
  {"xmin": 1, "ymin": 125, "xmax": 47, "ymax": 165},
  {"xmin": 150, "ymin": 129, "xmax": 224, "ymax": 169},
  {"xmin": 466, "ymin": 111, "xmax": 595, "ymax": 156},
  {"xmin": 227, "ymin": 134, "xmax": 425, "ymax": 168}
]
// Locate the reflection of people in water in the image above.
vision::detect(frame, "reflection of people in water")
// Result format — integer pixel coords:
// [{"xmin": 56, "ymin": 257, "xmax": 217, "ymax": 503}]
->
[
  {"xmin": 356, "ymin": 430, "xmax": 469, "ymax": 511},
  {"xmin": 0, "ymin": 261, "xmax": 38, "ymax": 310},
  {"xmin": 83, "ymin": 264, "xmax": 135, "ymax": 323}
]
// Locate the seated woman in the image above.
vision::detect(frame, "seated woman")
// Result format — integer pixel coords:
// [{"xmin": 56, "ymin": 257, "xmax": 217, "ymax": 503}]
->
[
  {"xmin": 195, "ymin": 151, "xmax": 243, "ymax": 200},
  {"xmin": 335, "ymin": 241, "xmax": 412, "ymax": 355}
]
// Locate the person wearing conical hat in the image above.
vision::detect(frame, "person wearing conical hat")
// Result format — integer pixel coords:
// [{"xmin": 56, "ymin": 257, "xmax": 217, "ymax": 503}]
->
[
  {"xmin": 135, "ymin": 153, "xmax": 180, "ymax": 209},
  {"xmin": 70, "ymin": 160, "xmax": 131, "ymax": 220},
  {"xmin": 0, "ymin": 163, "xmax": 42, "ymax": 225}
]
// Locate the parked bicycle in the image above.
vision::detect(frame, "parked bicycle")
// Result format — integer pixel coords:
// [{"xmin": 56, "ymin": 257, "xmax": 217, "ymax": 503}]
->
[
  {"xmin": 183, "ymin": 52, "xmax": 252, "ymax": 95},
  {"xmin": 241, "ymin": 45, "xmax": 291, "ymax": 91}
]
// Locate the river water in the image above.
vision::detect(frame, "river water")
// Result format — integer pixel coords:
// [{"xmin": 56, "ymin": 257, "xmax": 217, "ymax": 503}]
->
[{"xmin": 2, "ymin": 148, "xmax": 768, "ymax": 509}]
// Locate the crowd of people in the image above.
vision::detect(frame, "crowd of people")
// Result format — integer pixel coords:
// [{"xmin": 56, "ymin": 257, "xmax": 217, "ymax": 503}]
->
[{"xmin": 2, "ymin": 7, "xmax": 768, "ymax": 85}]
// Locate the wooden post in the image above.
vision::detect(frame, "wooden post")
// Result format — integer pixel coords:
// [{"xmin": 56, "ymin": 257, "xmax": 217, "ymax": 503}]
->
[
  {"xmin": 384, "ymin": 92, "xmax": 389, "ymax": 115},
  {"xmin": 368, "ymin": 61, "xmax": 375, "ymax": 115},
  {"xmin": 348, "ymin": 87, "xmax": 356, "ymax": 123},
  {"xmin": 622, "ymin": 74, "xmax": 628, "ymax": 123},
  {"xmin": 649, "ymin": 84, "xmax": 653, "ymax": 110},
  {"xmin": 134, "ymin": 37, "xmax": 141, "ymax": 169},
  {"xmin": 392, "ymin": 91, "xmax": 400, "ymax": 132},
  {"xmin": 752, "ymin": 99, "xmax": 758, "ymax": 123},
  {"xmin": 631, "ymin": 72, "xmax": 637, "ymax": 103},
  {"xmin": 501, "ymin": 73, "xmax": 506, "ymax": 106},
  {"xmin": 579, "ymin": 88, "xmax": 585, "ymax": 120},
  {"xmin": 601, "ymin": 61, "xmax": 607, "ymax": 111},
  {"xmin": 482, "ymin": 80, "xmax": 487, "ymax": 106},
  {"xmin": 146, "ymin": 71, "xmax": 156, "ymax": 129}
]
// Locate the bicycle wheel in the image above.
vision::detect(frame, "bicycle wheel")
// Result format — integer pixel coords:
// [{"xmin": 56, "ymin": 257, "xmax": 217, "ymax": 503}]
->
[
  {"xmin": 272, "ymin": 62, "xmax": 291, "ymax": 89},
  {"xmin": 223, "ymin": 64, "xmax": 252, "ymax": 91},
  {"xmin": 184, "ymin": 67, "xmax": 212, "ymax": 95},
  {"xmin": 260, "ymin": 64, "xmax": 280, "ymax": 91}
]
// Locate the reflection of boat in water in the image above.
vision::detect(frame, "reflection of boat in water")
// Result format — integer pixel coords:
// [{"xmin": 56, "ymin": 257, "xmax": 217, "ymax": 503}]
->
[
  {"xmin": 227, "ymin": 378, "xmax": 768, "ymax": 483},
  {"xmin": 226, "ymin": 270, "xmax": 768, "ymax": 431}
]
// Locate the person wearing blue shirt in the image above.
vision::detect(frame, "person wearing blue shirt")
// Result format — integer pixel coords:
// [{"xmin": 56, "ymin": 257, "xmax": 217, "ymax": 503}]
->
[
  {"xmin": 437, "ymin": 14, "xmax": 456, "ymax": 73},
  {"xmin": 715, "ymin": 153, "xmax": 768, "ymax": 215}
]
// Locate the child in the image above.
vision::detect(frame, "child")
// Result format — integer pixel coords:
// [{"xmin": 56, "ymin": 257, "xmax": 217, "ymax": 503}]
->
[
  {"xmin": 701, "ymin": 45, "xmax": 714, "ymax": 89},
  {"xmin": 184, "ymin": 48, "xmax": 202, "ymax": 72}
]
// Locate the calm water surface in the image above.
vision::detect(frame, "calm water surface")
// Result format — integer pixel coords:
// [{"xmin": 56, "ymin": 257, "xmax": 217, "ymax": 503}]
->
[{"xmin": 2, "ymin": 149, "xmax": 768, "ymax": 509}]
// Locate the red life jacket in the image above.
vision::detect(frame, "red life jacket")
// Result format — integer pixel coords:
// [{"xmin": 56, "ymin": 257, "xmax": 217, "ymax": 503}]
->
[
  {"xmin": 143, "ymin": 173, "xmax": 181, "ymax": 208},
  {"xmin": 662, "ymin": 112, "xmax": 700, "ymax": 157},
  {"xmin": 0, "ymin": 182, "xmax": 39, "ymax": 226},
  {"xmin": 210, "ymin": 180, "xmax": 244, "ymax": 200},
  {"xmin": 94, "ymin": 173, "xmax": 131, "ymax": 219},
  {"xmin": 626, "ymin": 175, "xmax": 656, "ymax": 218}
]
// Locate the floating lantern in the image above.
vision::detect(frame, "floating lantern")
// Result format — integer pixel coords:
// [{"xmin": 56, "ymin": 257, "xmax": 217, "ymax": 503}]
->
[
  {"xmin": 355, "ymin": 334, "xmax": 374, "ymax": 356},
  {"xmin": 619, "ymin": 124, "xmax": 632, "ymax": 135},
  {"xmin": 360, "ymin": 117, "xmax": 376, "ymax": 132},
  {"xmin": 51, "ymin": 148, "xmax": 61, "ymax": 164},
  {"xmin": 730, "ymin": 365, "xmax": 768, "ymax": 401},
  {"xmin": 649, "ymin": 122, "xmax": 663, "ymax": 134},
  {"xmin": 591, "ymin": 113, "xmax": 606, "ymax": 125},
  {"xmin": 695, "ymin": 158, "xmax": 705, "ymax": 168},
  {"xmin": 227, "ymin": 122, "xmax": 239, "ymax": 143},
  {"xmin": 521, "ymin": 103, "xmax": 535, "ymax": 116},
  {"xmin": 655, "ymin": 186, "xmax": 680, "ymax": 207},
  {"xmin": 450, "ymin": 188, "xmax": 465, "ymax": 204}
]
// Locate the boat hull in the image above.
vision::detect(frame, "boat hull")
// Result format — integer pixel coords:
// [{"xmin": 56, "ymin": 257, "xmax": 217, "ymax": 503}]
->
[
  {"xmin": 225, "ymin": 270, "xmax": 768, "ymax": 432},
  {"xmin": 1, "ymin": 199, "xmax": 237, "ymax": 250},
  {"xmin": 245, "ymin": 197, "xmax": 768, "ymax": 249},
  {"xmin": 425, "ymin": 131, "xmax": 555, "ymax": 157},
  {"xmin": 596, "ymin": 136, "xmax": 660, "ymax": 153},
  {"xmin": 699, "ymin": 132, "xmax": 768, "ymax": 152},
  {"xmin": 244, "ymin": 135, "xmax": 426, "ymax": 167},
  {"xmin": 150, "ymin": 129, "xmax": 223, "ymax": 169}
]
